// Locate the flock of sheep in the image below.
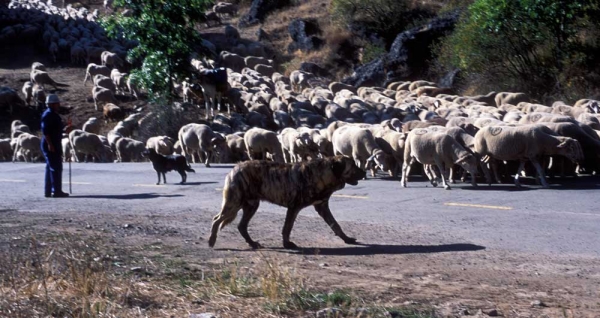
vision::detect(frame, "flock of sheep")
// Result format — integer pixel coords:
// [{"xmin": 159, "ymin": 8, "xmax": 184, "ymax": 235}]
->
[{"xmin": 3, "ymin": 1, "xmax": 600, "ymax": 190}]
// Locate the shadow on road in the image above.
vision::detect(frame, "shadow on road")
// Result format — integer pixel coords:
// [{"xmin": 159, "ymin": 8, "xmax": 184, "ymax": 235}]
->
[
  {"xmin": 70, "ymin": 193, "xmax": 184, "ymax": 199},
  {"xmin": 203, "ymin": 165, "xmax": 236, "ymax": 169},
  {"xmin": 282, "ymin": 243, "xmax": 486, "ymax": 256},
  {"xmin": 219, "ymin": 243, "xmax": 486, "ymax": 256},
  {"xmin": 179, "ymin": 181, "xmax": 218, "ymax": 186}
]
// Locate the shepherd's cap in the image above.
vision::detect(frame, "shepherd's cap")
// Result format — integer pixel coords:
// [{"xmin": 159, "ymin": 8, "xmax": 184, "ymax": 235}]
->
[{"xmin": 46, "ymin": 94, "xmax": 60, "ymax": 104}]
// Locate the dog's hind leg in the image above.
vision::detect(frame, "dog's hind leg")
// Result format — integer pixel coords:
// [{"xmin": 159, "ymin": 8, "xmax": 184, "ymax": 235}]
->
[
  {"xmin": 238, "ymin": 200, "xmax": 262, "ymax": 249},
  {"xmin": 156, "ymin": 171, "xmax": 161, "ymax": 185},
  {"xmin": 314, "ymin": 200, "xmax": 357, "ymax": 245},
  {"xmin": 282, "ymin": 207, "xmax": 303, "ymax": 249},
  {"xmin": 162, "ymin": 172, "xmax": 167, "ymax": 184},
  {"xmin": 208, "ymin": 198, "xmax": 242, "ymax": 248}
]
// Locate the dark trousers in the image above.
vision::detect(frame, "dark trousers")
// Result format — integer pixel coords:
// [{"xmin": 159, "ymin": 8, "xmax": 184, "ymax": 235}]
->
[{"xmin": 44, "ymin": 151, "xmax": 63, "ymax": 195}]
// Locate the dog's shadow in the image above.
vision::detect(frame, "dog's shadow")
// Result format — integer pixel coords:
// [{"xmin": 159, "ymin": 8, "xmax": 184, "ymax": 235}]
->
[
  {"xmin": 178, "ymin": 181, "xmax": 218, "ymax": 186},
  {"xmin": 71, "ymin": 193, "xmax": 183, "ymax": 200},
  {"xmin": 223, "ymin": 243, "xmax": 485, "ymax": 256}
]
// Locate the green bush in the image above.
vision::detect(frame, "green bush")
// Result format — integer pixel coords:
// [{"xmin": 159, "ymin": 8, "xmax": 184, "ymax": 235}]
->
[{"xmin": 438, "ymin": 0, "xmax": 600, "ymax": 100}]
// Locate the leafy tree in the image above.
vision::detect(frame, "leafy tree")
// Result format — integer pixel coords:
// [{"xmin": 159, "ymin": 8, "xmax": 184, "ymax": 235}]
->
[
  {"xmin": 439, "ymin": 0, "xmax": 599, "ymax": 98},
  {"xmin": 102, "ymin": 0, "xmax": 211, "ymax": 102}
]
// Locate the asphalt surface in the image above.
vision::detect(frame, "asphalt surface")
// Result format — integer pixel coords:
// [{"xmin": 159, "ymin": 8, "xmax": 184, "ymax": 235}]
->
[{"xmin": 2, "ymin": 161, "xmax": 600, "ymax": 258}]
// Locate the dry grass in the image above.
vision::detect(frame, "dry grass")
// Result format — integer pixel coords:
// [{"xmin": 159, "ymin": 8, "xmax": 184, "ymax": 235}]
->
[{"xmin": 0, "ymin": 232, "xmax": 433, "ymax": 317}]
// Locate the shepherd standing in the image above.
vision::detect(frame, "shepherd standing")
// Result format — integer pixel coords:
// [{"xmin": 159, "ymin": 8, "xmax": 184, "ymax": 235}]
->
[{"xmin": 40, "ymin": 94, "xmax": 69, "ymax": 198}]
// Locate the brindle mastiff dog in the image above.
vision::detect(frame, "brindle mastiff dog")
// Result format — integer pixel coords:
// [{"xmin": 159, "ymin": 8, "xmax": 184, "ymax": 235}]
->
[{"xmin": 208, "ymin": 155, "xmax": 366, "ymax": 249}]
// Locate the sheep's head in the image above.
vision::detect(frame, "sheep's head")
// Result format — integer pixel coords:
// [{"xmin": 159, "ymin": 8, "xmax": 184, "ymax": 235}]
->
[
  {"xmin": 367, "ymin": 149, "xmax": 389, "ymax": 173},
  {"xmin": 556, "ymin": 138, "xmax": 584, "ymax": 163},
  {"xmin": 455, "ymin": 154, "xmax": 478, "ymax": 186}
]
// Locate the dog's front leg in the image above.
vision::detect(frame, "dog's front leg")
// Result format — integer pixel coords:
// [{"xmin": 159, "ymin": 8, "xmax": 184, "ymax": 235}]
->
[
  {"xmin": 156, "ymin": 171, "xmax": 161, "ymax": 185},
  {"xmin": 282, "ymin": 207, "xmax": 302, "ymax": 249},
  {"xmin": 314, "ymin": 200, "xmax": 357, "ymax": 244},
  {"xmin": 162, "ymin": 173, "xmax": 167, "ymax": 184}
]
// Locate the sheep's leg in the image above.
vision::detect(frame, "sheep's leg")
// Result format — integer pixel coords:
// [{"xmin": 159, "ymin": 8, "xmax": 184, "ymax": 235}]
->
[
  {"xmin": 531, "ymin": 158, "xmax": 549, "ymax": 188},
  {"xmin": 449, "ymin": 165, "xmax": 456, "ymax": 184},
  {"xmin": 423, "ymin": 164, "xmax": 438, "ymax": 187},
  {"xmin": 204, "ymin": 150, "xmax": 211, "ymax": 168},
  {"xmin": 514, "ymin": 160, "xmax": 526, "ymax": 188},
  {"xmin": 491, "ymin": 160, "xmax": 502, "ymax": 184},
  {"xmin": 205, "ymin": 98, "xmax": 211, "ymax": 119},
  {"xmin": 434, "ymin": 159, "xmax": 450, "ymax": 190},
  {"xmin": 401, "ymin": 157, "xmax": 415, "ymax": 187}
]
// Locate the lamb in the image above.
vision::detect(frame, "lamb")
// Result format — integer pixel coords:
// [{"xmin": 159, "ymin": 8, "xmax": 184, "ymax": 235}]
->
[
  {"xmin": 226, "ymin": 133, "xmax": 249, "ymax": 162},
  {"xmin": 93, "ymin": 86, "xmax": 119, "ymax": 111},
  {"xmin": 30, "ymin": 70, "xmax": 69, "ymax": 89},
  {"xmin": 331, "ymin": 125, "xmax": 390, "ymax": 175},
  {"xmin": 146, "ymin": 136, "xmax": 175, "ymax": 156},
  {"xmin": 494, "ymin": 92, "xmax": 530, "ymax": 107},
  {"xmin": 100, "ymin": 51, "xmax": 124, "ymax": 68},
  {"xmin": 213, "ymin": 2, "xmax": 238, "ymax": 17},
  {"xmin": 93, "ymin": 74, "xmax": 117, "ymax": 93},
  {"xmin": 82, "ymin": 117, "xmax": 101, "ymax": 134},
  {"xmin": 31, "ymin": 62, "xmax": 47, "ymax": 72},
  {"xmin": 290, "ymin": 70, "xmax": 315, "ymax": 93},
  {"xmin": 401, "ymin": 129, "xmax": 478, "ymax": 189},
  {"xmin": 126, "ymin": 76, "xmax": 140, "ymax": 100},
  {"xmin": 12, "ymin": 133, "xmax": 43, "ymax": 162},
  {"xmin": 115, "ymin": 137, "xmax": 145, "ymax": 162},
  {"xmin": 279, "ymin": 128, "xmax": 318, "ymax": 163},
  {"xmin": 22, "ymin": 81, "xmax": 33, "ymax": 105},
  {"xmin": 178, "ymin": 123, "xmax": 228, "ymax": 166},
  {"xmin": 110, "ymin": 69, "xmax": 128, "ymax": 94},
  {"xmin": 473, "ymin": 125, "xmax": 583, "ymax": 188},
  {"xmin": 103, "ymin": 103, "xmax": 124, "ymax": 122},
  {"xmin": 373, "ymin": 129, "xmax": 407, "ymax": 177},
  {"xmin": 243, "ymin": 127, "xmax": 285, "ymax": 162},
  {"xmin": 69, "ymin": 129, "xmax": 112, "ymax": 163},
  {"xmin": 84, "ymin": 63, "xmax": 111, "ymax": 86}
]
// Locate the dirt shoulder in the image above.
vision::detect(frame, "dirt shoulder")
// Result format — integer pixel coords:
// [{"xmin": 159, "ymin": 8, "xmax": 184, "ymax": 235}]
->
[{"xmin": 1, "ymin": 207, "xmax": 598, "ymax": 317}]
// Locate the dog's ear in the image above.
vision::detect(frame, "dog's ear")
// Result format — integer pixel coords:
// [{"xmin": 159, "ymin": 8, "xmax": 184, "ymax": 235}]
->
[{"xmin": 331, "ymin": 158, "xmax": 346, "ymax": 179}]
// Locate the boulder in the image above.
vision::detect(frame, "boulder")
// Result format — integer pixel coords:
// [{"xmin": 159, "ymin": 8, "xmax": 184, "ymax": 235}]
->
[
  {"xmin": 287, "ymin": 19, "xmax": 324, "ymax": 53},
  {"xmin": 239, "ymin": 0, "xmax": 291, "ymax": 26},
  {"xmin": 343, "ymin": 11, "xmax": 459, "ymax": 88}
]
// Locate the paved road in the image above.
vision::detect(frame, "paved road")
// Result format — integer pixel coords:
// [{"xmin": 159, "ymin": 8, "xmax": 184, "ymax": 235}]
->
[{"xmin": 1, "ymin": 161, "xmax": 600, "ymax": 257}]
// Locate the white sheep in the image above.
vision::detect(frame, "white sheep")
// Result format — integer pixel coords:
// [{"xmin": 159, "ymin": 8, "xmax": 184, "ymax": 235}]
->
[
  {"xmin": 332, "ymin": 125, "xmax": 389, "ymax": 175},
  {"xmin": 22, "ymin": 81, "xmax": 34, "ymax": 105},
  {"xmin": 146, "ymin": 136, "xmax": 175, "ymax": 156},
  {"xmin": 101, "ymin": 51, "xmax": 124, "ymax": 68},
  {"xmin": 92, "ymin": 86, "xmax": 119, "ymax": 111},
  {"xmin": 474, "ymin": 125, "xmax": 583, "ymax": 188},
  {"xmin": 12, "ymin": 133, "xmax": 42, "ymax": 162},
  {"xmin": 84, "ymin": 63, "xmax": 111, "ymax": 86},
  {"xmin": 401, "ymin": 129, "xmax": 478, "ymax": 190},
  {"xmin": 69, "ymin": 129, "xmax": 112, "ymax": 163},
  {"xmin": 115, "ymin": 137, "xmax": 145, "ymax": 162},
  {"xmin": 279, "ymin": 127, "xmax": 318, "ymax": 163},
  {"xmin": 82, "ymin": 117, "xmax": 101, "ymax": 135}
]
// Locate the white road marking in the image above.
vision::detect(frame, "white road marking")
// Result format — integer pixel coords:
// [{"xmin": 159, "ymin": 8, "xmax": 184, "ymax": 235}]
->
[
  {"xmin": 133, "ymin": 184, "xmax": 166, "ymax": 188},
  {"xmin": 0, "ymin": 179, "xmax": 26, "ymax": 183},
  {"xmin": 445, "ymin": 202, "xmax": 512, "ymax": 210},
  {"xmin": 332, "ymin": 194, "xmax": 369, "ymax": 200},
  {"xmin": 63, "ymin": 182, "xmax": 92, "ymax": 185}
]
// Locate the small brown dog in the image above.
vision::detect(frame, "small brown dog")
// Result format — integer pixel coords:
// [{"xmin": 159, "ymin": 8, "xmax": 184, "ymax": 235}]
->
[{"xmin": 208, "ymin": 155, "xmax": 366, "ymax": 249}]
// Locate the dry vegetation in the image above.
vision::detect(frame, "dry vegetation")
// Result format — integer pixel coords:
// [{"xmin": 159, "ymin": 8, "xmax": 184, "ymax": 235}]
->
[{"xmin": 0, "ymin": 232, "xmax": 435, "ymax": 317}]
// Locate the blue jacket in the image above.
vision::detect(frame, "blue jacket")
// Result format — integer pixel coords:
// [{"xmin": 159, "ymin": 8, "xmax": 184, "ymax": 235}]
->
[{"xmin": 41, "ymin": 108, "xmax": 63, "ymax": 155}]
